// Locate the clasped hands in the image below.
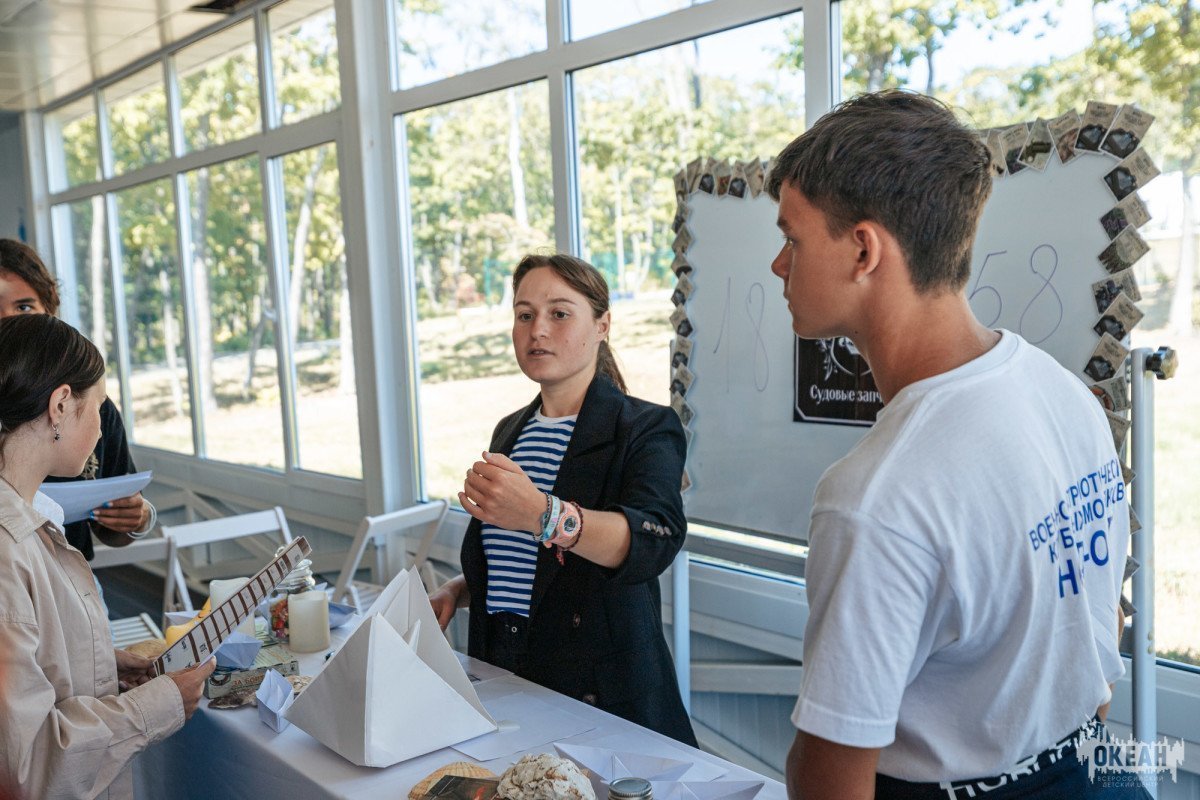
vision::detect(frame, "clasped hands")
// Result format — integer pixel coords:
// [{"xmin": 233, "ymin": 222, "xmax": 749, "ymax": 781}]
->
[{"xmin": 459, "ymin": 452, "xmax": 546, "ymax": 537}]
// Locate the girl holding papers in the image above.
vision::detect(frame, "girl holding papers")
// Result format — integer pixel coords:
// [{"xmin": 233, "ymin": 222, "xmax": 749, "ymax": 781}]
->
[
  {"xmin": 429, "ymin": 253, "xmax": 696, "ymax": 746},
  {"xmin": 0, "ymin": 314, "xmax": 213, "ymax": 799},
  {"xmin": 0, "ymin": 239, "xmax": 155, "ymax": 559}
]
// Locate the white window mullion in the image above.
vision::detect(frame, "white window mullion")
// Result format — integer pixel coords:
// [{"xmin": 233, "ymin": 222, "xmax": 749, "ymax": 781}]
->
[
  {"xmin": 256, "ymin": 7, "xmax": 301, "ymax": 471},
  {"xmin": 257, "ymin": 7, "xmax": 281, "ymax": 131},
  {"xmin": 804, "ymin": 0, "xmax": 835, "ymax": 124},
  {"xmin": 334, "ymin": 0, "xmax": 419, "ymax": 513},
  {"xmin": 546, "ymin": 0, "xmax": 578, "ymax": 255},
  {"xmin": 103, "ymin": 191, "xmax": 134, "ymax": 436},
  {"xmin": 165, "ymin": 53, "xmax": 206, "ymax": 458}
]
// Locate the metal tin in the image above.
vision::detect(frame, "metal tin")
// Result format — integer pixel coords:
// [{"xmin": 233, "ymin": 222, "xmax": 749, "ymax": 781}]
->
[{"xmin": 609, "ymin": 778, "xmax": 653, "ymax": 799}]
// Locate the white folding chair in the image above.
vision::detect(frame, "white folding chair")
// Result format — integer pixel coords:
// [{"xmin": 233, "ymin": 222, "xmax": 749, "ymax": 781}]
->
[
  {"xmin": 90, "ymin": 486, "xmax": 225, "ymax": 645},
  {"xmin": 331, "ymin": 500, "xmax": 450, "ymax": 610},
  {"xmin": 161, "ymin": 506, "xmax": 293, "ymax": 617}
]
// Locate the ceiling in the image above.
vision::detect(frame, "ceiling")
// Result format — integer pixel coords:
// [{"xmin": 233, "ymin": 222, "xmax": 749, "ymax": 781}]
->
[{"xmin": 0, "ymin": 0, "xmax": 235, "ymax": 111}]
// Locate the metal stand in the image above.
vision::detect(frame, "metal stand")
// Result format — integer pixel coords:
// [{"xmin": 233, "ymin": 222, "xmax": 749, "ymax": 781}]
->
[
  {"xmin": 1130, "ymin": 345, "xmax": 1177, "ymax": 799},
  {"xmin": 673, "ymin": 551, "xmax": 692, "ymax": 714}
]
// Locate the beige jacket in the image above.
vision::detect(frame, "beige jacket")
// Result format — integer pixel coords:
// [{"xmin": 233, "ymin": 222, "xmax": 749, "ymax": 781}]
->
[{"xmin": 0, "ymin": 478, "xmax": 183, "ymax": 799}]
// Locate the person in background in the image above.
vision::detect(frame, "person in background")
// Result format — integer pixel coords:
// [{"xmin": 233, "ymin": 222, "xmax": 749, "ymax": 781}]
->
[
  {"xmin": 0, "ymin": 238, "xmax": 154, "ymax": 564},
  {"xmin": 0, "ymin": 314, "xmax": 213, "ymax": 799},
  {"xmin": 428, "ymin": 253, "xmax": 696, "ymax": 746},
  {"xmin": 767, "ymin": 91, "xmax": 1141, "ymax": 799}
]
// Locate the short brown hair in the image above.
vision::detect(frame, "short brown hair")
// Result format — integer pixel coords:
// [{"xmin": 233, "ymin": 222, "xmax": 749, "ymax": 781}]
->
[
  {"xmin": 767, "ymin": 90, "xmax": 992, "ymax": 293},
  {"xmin": 512, "ymin": 253, "xmax": 627, "ymax": 394},
  {"xmin": 0, "ymin": 238, "xmax": 60, "ymax": 315}
]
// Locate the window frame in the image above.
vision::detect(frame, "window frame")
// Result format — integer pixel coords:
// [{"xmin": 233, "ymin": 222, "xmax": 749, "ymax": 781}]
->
[
  {"xmin": 34, "ymin": 0, "xmax": 364, "ymax": 510},
  {"xmin": 33, "ymin": 0, "xmax": 831, "ymax": 572}
]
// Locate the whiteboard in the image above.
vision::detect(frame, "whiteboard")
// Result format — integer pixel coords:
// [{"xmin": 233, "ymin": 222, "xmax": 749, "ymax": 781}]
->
[{"xmin": 681, "ymin": 152, "xmax": 1125, "ymax": 541}]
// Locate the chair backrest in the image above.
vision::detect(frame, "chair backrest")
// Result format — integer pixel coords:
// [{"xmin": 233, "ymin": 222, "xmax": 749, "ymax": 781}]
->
[
  {"xmin": 331, "ymin": 500, "xmax": 450, "ymax": 606},
  {"xmin": 162, "ymin": 506, "xmax": 292, "ymax": 616}
]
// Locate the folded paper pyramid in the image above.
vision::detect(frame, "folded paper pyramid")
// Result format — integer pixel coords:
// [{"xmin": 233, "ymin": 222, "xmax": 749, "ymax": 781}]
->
[{"xmin": 286, "ymin": 568, "xmax": 497, "ymax": 767}]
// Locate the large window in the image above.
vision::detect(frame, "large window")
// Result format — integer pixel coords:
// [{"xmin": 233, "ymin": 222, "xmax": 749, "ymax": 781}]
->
[
  {"xmin": 45, "ymin": 97, "xmax": 99, "ymax": 190},
  {"xmin": 105, "ymin": 66, "xmax": 169, "ymax": 176},
  {"xmin": 838, "ymin": 0, "xmax": 1199, "ymax": 667},
  {"xmin": 114, "ymin": 179, "xmax": 193, "ymax": 454},
  {"xmin": 38, "ymin": 0, "xmax": 358, "ymax": 484},
  {"xmin": 177, "ymin": 20, "xmax": 261, "ymax": 152},
  {"xmin": 404, "ymin": 81, "xmax": 554, "ymax": 500},
  {"xmin": 568, "ymin": 0, "xmax": 714, "ymax": 40},
  {"xmin": 51, "ymin": 198, "xmax": 120, "ymax": 405},
  {"xmin": 270, "ymin": 1, "xmax": 340, "ymax": 125},
  {"xmin": 572, "ymin": 13, "xmax": 806, "ymax": 405},
  {"xmin": 394, "ymin": 0, "xmax": 546, "ymax": 89},
  {"xmin": 279, "ymin": 144, "xmax": 360, "ymax": 478},
  {"xmin": 185, "ymin": 156, "xmax": 284, "ymax": 469}
]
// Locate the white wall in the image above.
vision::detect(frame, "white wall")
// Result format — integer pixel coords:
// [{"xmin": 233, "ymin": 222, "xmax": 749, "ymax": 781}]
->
[{"xmin": 0, "ymin": 112, "xmax": 27, "ymax": 240}]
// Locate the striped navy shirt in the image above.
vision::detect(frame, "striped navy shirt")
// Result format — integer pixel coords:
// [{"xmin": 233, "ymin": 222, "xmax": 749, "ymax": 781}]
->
[{"xmin": 483, "ymin": 410, "xmax": 576, "ymax": 616}]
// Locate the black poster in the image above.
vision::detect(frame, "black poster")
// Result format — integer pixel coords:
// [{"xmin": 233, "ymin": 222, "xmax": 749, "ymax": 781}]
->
[{"xmin": 793, "ymin": 337, "xmax": 883, "ymax": 426}]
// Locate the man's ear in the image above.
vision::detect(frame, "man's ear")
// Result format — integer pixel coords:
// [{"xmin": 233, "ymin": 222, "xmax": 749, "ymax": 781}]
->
[
  {"xmin": 850, "ymin": 221, "xmax": 886, "ymax": 284},
  {"xmin": 46, "ymin": 384, "xmax": 73, "ymax": 426}
]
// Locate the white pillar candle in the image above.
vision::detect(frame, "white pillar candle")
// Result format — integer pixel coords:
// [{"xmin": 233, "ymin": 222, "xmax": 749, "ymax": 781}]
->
[
  {"xmin": 208, "ymin": 578, "xmax": 256, "ymax": 637},
  {"xmin": 286, "ymin": 590, "xmax": 330, "ymax": 653}
]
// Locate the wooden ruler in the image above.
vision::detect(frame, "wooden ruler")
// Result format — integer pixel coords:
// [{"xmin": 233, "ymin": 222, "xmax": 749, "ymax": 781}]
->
[{"xmin": 154, "ymin": 537, "xmax": 312, "ymax": 675}]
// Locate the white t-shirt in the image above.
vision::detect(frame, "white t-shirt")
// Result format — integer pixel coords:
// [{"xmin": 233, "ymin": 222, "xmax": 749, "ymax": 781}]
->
[{"xmin": 791, "ymin": 330, "xmax": 1129, "ymax": 783}]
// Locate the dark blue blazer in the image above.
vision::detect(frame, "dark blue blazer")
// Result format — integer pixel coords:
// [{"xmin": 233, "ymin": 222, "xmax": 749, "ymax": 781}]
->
[{"xmin": 460, "ymin": 374, "xmax": 696, "ymax": 746}]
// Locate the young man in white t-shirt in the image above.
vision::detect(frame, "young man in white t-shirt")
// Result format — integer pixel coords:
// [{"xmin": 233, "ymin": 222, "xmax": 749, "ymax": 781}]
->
[{"xmin": 768, "ymin": 91, "xmax": 1143, "ymax": 799}]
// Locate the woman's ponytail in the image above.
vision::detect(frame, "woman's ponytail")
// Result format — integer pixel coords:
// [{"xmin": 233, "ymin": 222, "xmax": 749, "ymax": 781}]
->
[{"xmin": 596, "ymin": 340, "xmax": 627, "ymax": 394}]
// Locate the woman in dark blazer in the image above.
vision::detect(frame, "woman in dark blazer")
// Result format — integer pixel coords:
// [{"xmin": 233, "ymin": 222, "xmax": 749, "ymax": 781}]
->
[{"xmin": 429, "ymin": 253, "xmax": 695, "ymax": 746}]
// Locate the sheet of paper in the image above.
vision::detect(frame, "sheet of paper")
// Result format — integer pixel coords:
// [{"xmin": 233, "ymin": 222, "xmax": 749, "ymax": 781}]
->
[
  {"xmin": 37, "ymin": 471, "xmax": 152, "ymax": 524},
  {"xmin": 456, "ymin": 652, "xmax": 512, "ymax": 684},
  {"xmin": 452, "ymin": 692, "xmax": 595, "ymax": 762}
]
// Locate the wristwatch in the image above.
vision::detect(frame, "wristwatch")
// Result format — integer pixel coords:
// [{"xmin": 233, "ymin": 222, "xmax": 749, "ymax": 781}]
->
[{"xmin": 555, "ymin": 502, "xmax": 581, "ymax": 541}]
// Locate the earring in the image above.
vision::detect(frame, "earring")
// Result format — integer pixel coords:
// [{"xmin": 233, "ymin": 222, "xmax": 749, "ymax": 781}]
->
[{"xmin": 53, "ymin": 424, "xmax": 61, "ymax": 442}]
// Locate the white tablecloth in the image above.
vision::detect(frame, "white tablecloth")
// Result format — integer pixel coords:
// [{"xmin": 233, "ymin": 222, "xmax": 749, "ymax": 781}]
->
[{"xmin": 133, "ymin": 629, "xmax": 785, "ymax": 800}]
